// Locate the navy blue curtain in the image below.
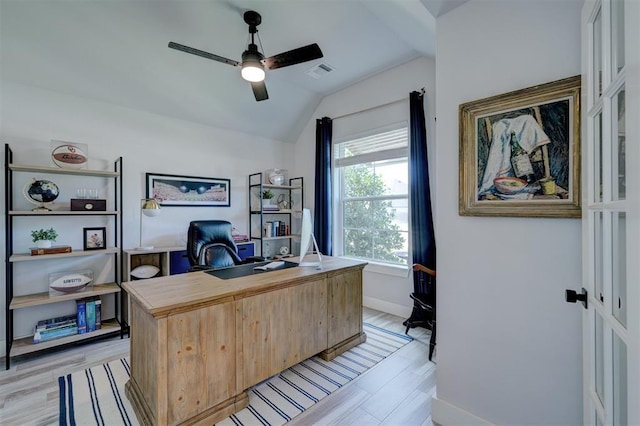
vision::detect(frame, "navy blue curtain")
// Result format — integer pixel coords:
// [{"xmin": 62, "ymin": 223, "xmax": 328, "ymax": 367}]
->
[
  {"xmin": 409, "ymin": 90, "xmax": 436, "ymax": 291},
  {"xmin": 314, "ymin": 117, "xmax": 332, "ymax": 255}
]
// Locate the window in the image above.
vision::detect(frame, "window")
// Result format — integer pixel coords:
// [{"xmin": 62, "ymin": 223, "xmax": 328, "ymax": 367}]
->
[{"xmin": 333, "ymin": 123, "xmax": 409, "ymax": 266}]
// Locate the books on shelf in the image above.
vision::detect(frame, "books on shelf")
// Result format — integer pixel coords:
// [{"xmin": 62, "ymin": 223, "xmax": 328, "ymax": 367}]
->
[
  {"xmin": 77, "ymin": 299, "xmax": 87, "ymax": 334},
  {"xmin": 34, "ymin": 323, "xmax": 78, "ymax": 343},
  {"xmin": 34, "ymin": 314, "xmax": 78, "ymax": 343},
  {"xmin": 36, "ymin": 314, "xmax": 76, "ymax": 329},
  {"xmin": 264, "ymin": 221, "xmax": 289, "ymax": 238},
  {"xmin": 232, "ymin": 234, "xmax": 249, "ymax": 243},
  {"xmin": 30, "ymin": 245, "xmax": 72, "ymax": 256},
  {"xmin": 86, "ymin": 299, "xmax": 96, "ymax": 332},
  {"xmin": 76, "ymin": 296, "xmax": 102, "ymax": 336},
  {"xmin": 95, "ymin": 298, "xmax": 101, "ymax": 329}
]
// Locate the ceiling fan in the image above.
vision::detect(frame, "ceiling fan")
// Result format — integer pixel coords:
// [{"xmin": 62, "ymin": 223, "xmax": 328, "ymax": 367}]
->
[{"xmin": 168, "ymin": 10, "xmax": 323, "ymax": 102}]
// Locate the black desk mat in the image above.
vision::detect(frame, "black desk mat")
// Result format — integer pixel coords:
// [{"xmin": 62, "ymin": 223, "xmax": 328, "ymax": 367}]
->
[{"xmin": 206, "ymin": 260, "xmax": 298, "ymax": 280}]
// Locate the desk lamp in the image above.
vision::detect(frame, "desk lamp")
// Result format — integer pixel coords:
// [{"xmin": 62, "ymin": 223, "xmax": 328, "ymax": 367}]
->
[{"xmin": 138, "ymin": 198, "xmax": 161, "ymax": 250}]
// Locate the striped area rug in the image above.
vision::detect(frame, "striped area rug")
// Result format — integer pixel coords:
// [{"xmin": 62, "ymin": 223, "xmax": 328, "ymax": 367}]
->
[{"xmin": 58, "ymin": 323, "xmax": 412, "ymax": 426}]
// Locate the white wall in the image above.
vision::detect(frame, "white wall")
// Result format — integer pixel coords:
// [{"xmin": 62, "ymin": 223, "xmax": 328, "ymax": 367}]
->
[
  {"xmin": 0, "ymin": 81, "xmax": 292, "ymax": 345},
  {"xmin": 434, "ymin": 1, "xmax": 583, "ymax": 424},
  {"xmin": 292, "ymin": 56, "xmax": 437, "ymax": 317}
]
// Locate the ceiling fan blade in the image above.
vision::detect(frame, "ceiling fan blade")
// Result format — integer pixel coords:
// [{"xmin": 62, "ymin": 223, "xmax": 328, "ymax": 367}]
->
[
  {"xmin": 251, "ymin": 81, "xmax": 269, "ymax": 102},
  {"xmin": 262, "ymin": 43, "xmax": 323, "ymax": 70},
  {"xmin": 168, "ymin": 42, "xmax": 240, "ymax": 67}
]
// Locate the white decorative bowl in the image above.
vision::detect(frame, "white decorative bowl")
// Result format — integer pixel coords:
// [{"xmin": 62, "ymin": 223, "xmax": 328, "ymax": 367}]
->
[{"xmin": 493, "ymin": 177, "xmax": 527, "ymax": 195}]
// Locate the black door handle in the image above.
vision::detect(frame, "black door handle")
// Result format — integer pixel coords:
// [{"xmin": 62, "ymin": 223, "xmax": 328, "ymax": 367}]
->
[{"xmin": 565, "ymin": 288, "xmax": 588, "ymax": 309}]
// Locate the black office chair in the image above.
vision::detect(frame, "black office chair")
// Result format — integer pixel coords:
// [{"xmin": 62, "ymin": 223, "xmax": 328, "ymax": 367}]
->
[
  {"xmin": 186, "ymin": 220, "xmax": 261, "ymax": 271},
  {"xmin": 403, "ymin": 263, "xmax": 436, "ymax": 361}
]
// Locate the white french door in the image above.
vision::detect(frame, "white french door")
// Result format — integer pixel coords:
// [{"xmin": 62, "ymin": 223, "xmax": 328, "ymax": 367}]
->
[{"xmin": 580, "ymin": 0, "xmax": 639, "ymax": 424}]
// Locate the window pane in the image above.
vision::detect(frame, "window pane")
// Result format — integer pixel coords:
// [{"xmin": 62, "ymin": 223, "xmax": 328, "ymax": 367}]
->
[
  {"xmin": 595, "ymin": 112, "xmax": 603, "ymax": 203},
  {"xmin": 342, "ymin": 199, "xmax": 408, "ymax": 265},
  {"xmin": 595, "ymin": 211, "xmax": 604, "ymax": 305},
  {"xmin": 343, "ymin": 160, "xmax": 407, "ymax": 197},
  {"xmin": 344, "ymin": 228, "xmax": 373, "ymax": 259},
  {"xmin": 611, "ymin": 0, "xmax": 625, "ymax": 75},
  {"xmin": 612, "ymin": 212, "xmax": 626, "ymax": 327},
  {"xmin": 613, "ymin": 333, "xmax": 627, "ymax": 425},
  {"xmin": 613, "ymin": 88, "xmax": 626, "ymax": 200},
  {"xmin": 374, "ymin": 160, "xmax": 408, "ymax": 196},
  {"xmin": 593, "ymin": 8, "xmax": 603, "ymax": 98},
  {"xmin": 595, "ymin": 313, "xmax": 604, "ymax": 404}
]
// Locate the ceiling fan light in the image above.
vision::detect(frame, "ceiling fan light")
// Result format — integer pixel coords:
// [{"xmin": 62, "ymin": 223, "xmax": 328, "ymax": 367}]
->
[{"xmin": 241, "ymin": 63, "xmax": 265, "ymax": 82}]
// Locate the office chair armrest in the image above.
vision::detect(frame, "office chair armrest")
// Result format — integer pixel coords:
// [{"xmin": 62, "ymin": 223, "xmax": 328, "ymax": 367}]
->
[{"xmin": 243, "ymin": 255, "xmax": 265, "ymax": 263}]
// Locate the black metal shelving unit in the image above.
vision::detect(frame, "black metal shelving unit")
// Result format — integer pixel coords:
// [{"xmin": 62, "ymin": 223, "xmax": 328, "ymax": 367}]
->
[
  {"xmin": 3, "ymin": 143, "xmax": 127, "ymax": 369},
  {"xmin": 248, "ymin": 172, "xmax": 303, "ymax": 259}
]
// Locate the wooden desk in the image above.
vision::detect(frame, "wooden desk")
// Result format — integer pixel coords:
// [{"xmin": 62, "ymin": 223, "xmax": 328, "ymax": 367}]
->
[{"xmin": 123, "ymin": 256, "xmax": 367, "ymax": 425}]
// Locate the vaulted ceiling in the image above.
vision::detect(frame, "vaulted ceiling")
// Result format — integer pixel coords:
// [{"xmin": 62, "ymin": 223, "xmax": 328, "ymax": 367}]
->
[{"xmin": 0, "ymin": 0, "xmax": 467, "ymax": 143}]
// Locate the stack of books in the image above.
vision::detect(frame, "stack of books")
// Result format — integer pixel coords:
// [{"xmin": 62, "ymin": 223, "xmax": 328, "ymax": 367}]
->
[
  {"xmin": 264, "ymin": 221, "xmax": 288, "ymax": 237},
  {"xmin": 232, "ymin": 234, "xmax": 248, "ymax": 243},
  {"xmin": 33, "ymin": 314, "xmax": 78, "ymax": 343},
  {"xmin": 32, "ymin": 296, "xmax": 104, "ymax": 344},
  {"xmin": 263, "ymin": 204, "xmax": 279, "ymax": 212},
  {"xmin": 76, "ymin": 296, "xmax": 102, "ymax": 334}
]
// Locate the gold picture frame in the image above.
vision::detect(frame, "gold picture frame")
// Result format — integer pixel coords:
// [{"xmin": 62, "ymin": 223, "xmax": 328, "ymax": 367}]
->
[{"xmin": 459, "ymin": 75, "xmax": 581, "ymax": 218}]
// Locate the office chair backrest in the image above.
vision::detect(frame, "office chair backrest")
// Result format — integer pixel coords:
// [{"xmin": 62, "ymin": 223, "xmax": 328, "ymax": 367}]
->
[{"xmin": 187, "ymin": 220, "xmax": 242, "ymax": 269}]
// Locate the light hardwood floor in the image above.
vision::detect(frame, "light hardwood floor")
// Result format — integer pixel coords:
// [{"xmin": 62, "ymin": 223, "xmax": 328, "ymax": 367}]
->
[{"xmin": 0, "ymin": 307, "xmax": 435, "ymax": 425}]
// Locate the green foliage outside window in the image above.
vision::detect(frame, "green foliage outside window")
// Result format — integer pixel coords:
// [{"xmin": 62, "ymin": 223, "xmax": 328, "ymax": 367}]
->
[{"xmin": 342, "ymin": 164, "xmax": 405, "ymax": 263}]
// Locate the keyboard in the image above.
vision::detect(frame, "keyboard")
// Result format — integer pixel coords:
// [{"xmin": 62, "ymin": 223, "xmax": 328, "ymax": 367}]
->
[{"xmin": 253, "ymin": 261, "xmax": 285, "ymax": 271}]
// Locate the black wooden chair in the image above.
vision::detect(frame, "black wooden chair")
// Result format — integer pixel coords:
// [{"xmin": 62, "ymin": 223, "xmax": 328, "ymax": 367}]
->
[
  {"xmin": 186, "ymin": 220, "xmax": 262, "ymax": 271},
  {"xmin": 404, "ymin": 263, "xmax": 436, "ymax": 360}
]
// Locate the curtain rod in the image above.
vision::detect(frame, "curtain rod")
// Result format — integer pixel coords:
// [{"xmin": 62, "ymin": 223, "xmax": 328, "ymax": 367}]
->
[{"xmin": 330, "ymin": 87, "xmax": 425, "ymax": 121}]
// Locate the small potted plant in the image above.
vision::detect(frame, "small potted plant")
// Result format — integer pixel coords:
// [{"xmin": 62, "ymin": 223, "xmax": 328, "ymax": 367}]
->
[
  {"xmin": 261, "ymin": 189, "xmax": 274, "ymax": 205},
  {"xmin": 31, "ymin": 227, "xmax": 58, "ymax": 248}
]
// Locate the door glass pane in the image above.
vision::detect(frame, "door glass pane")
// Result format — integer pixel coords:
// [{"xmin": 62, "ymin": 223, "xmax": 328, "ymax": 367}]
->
[
  {"xmin": 612, "ymin": 88, "xmax": 626, "ymax": 200},
  {"xmin": 595, "ymin": 112, "xmax": 603, "ymax": 202},
  {"xmin": 611, "ymin": 0, "xmax": 625, "ymax": 75},
  {"xmin": 613, "ymin": 333, "xmax": 627, "ymax": 425},
  {"xmin": 595, "ymin": 314, "xmax": 605, "ymax": 404},
  {"xmin": 612, "ymin": 212, "xmax": 626, "ymax": 326},
  {"xmin": 593, "ymin": 8, "xmax": 603, "ymax": 98},
  {"xmin": 595, "ymin": 211, "xmax": 604, "ymax": 304}
]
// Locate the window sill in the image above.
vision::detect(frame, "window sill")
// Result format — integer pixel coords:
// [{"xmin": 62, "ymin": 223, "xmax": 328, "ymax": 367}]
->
[{"xmin": 337, "ymin": 257, "xmax": 409, "ymax": 277}]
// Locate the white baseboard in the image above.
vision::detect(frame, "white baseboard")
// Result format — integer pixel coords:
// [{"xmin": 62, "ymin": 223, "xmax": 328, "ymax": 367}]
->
[
  {"xmin": 432, "ymin": 397, "xmax": 495, "ymax": 426},
  {"xmin": 363, "ymin": 296, "xmax": 412, "ymax": 318}
]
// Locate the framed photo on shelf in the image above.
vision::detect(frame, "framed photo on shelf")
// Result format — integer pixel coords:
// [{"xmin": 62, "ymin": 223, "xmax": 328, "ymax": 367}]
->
[
  {"xmin": 458, "ymin": 75, "xmax": 581, "ymax": 218},
  {"xmin": 146, "ymin": 173, "xmax": 230, "ymax": 207},
  {"xmin": 83, "ymin": 227, "xmax": 106, "ymax": 250}
]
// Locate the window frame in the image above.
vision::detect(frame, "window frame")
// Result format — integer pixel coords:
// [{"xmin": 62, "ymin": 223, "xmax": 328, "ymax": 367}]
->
[{"xmin": 332, "ymin": 121, "xmax": 410, "ymax": 270}]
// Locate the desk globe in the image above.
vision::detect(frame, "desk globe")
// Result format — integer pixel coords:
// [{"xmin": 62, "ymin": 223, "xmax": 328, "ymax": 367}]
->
[{"xmin": 23, "ymin": 178, "xmax": 59, "ymax": 211}]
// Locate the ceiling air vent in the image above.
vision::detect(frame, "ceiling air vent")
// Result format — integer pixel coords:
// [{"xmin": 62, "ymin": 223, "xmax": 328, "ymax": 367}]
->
[{"xmin": 306, "ymin": 62, "xmax": 334, "ymax": 79}]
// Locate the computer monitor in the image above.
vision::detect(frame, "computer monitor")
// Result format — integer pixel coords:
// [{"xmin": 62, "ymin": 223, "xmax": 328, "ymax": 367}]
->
[{"xmin": 298, "ymin": 208, "xmax": 322, "ymax": 269}]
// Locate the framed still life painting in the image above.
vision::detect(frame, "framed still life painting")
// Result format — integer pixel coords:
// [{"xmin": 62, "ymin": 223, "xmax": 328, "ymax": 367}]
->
[{"xmin": 458, "ymin": 75, "xmax": 581, "ymax": 218}]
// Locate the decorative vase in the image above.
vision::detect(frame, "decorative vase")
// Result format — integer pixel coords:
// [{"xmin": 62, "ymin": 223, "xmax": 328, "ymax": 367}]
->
[
  {"xmin": 36, "ymin": 240, "xmax": 52, "ymax": 248},
  {"xmin": 263, "ymin": 198, "xmax": 272, "ymax": 206}
]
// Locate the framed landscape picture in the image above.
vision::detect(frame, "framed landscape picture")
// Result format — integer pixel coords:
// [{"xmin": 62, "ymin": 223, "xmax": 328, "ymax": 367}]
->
[
  {"xmin": 459, "ymin": 75, "xmax": 581, "ymax": 218},
  {"xmin": 146, "ymin": 173, "xmax": 230, "ymax": 207}
]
